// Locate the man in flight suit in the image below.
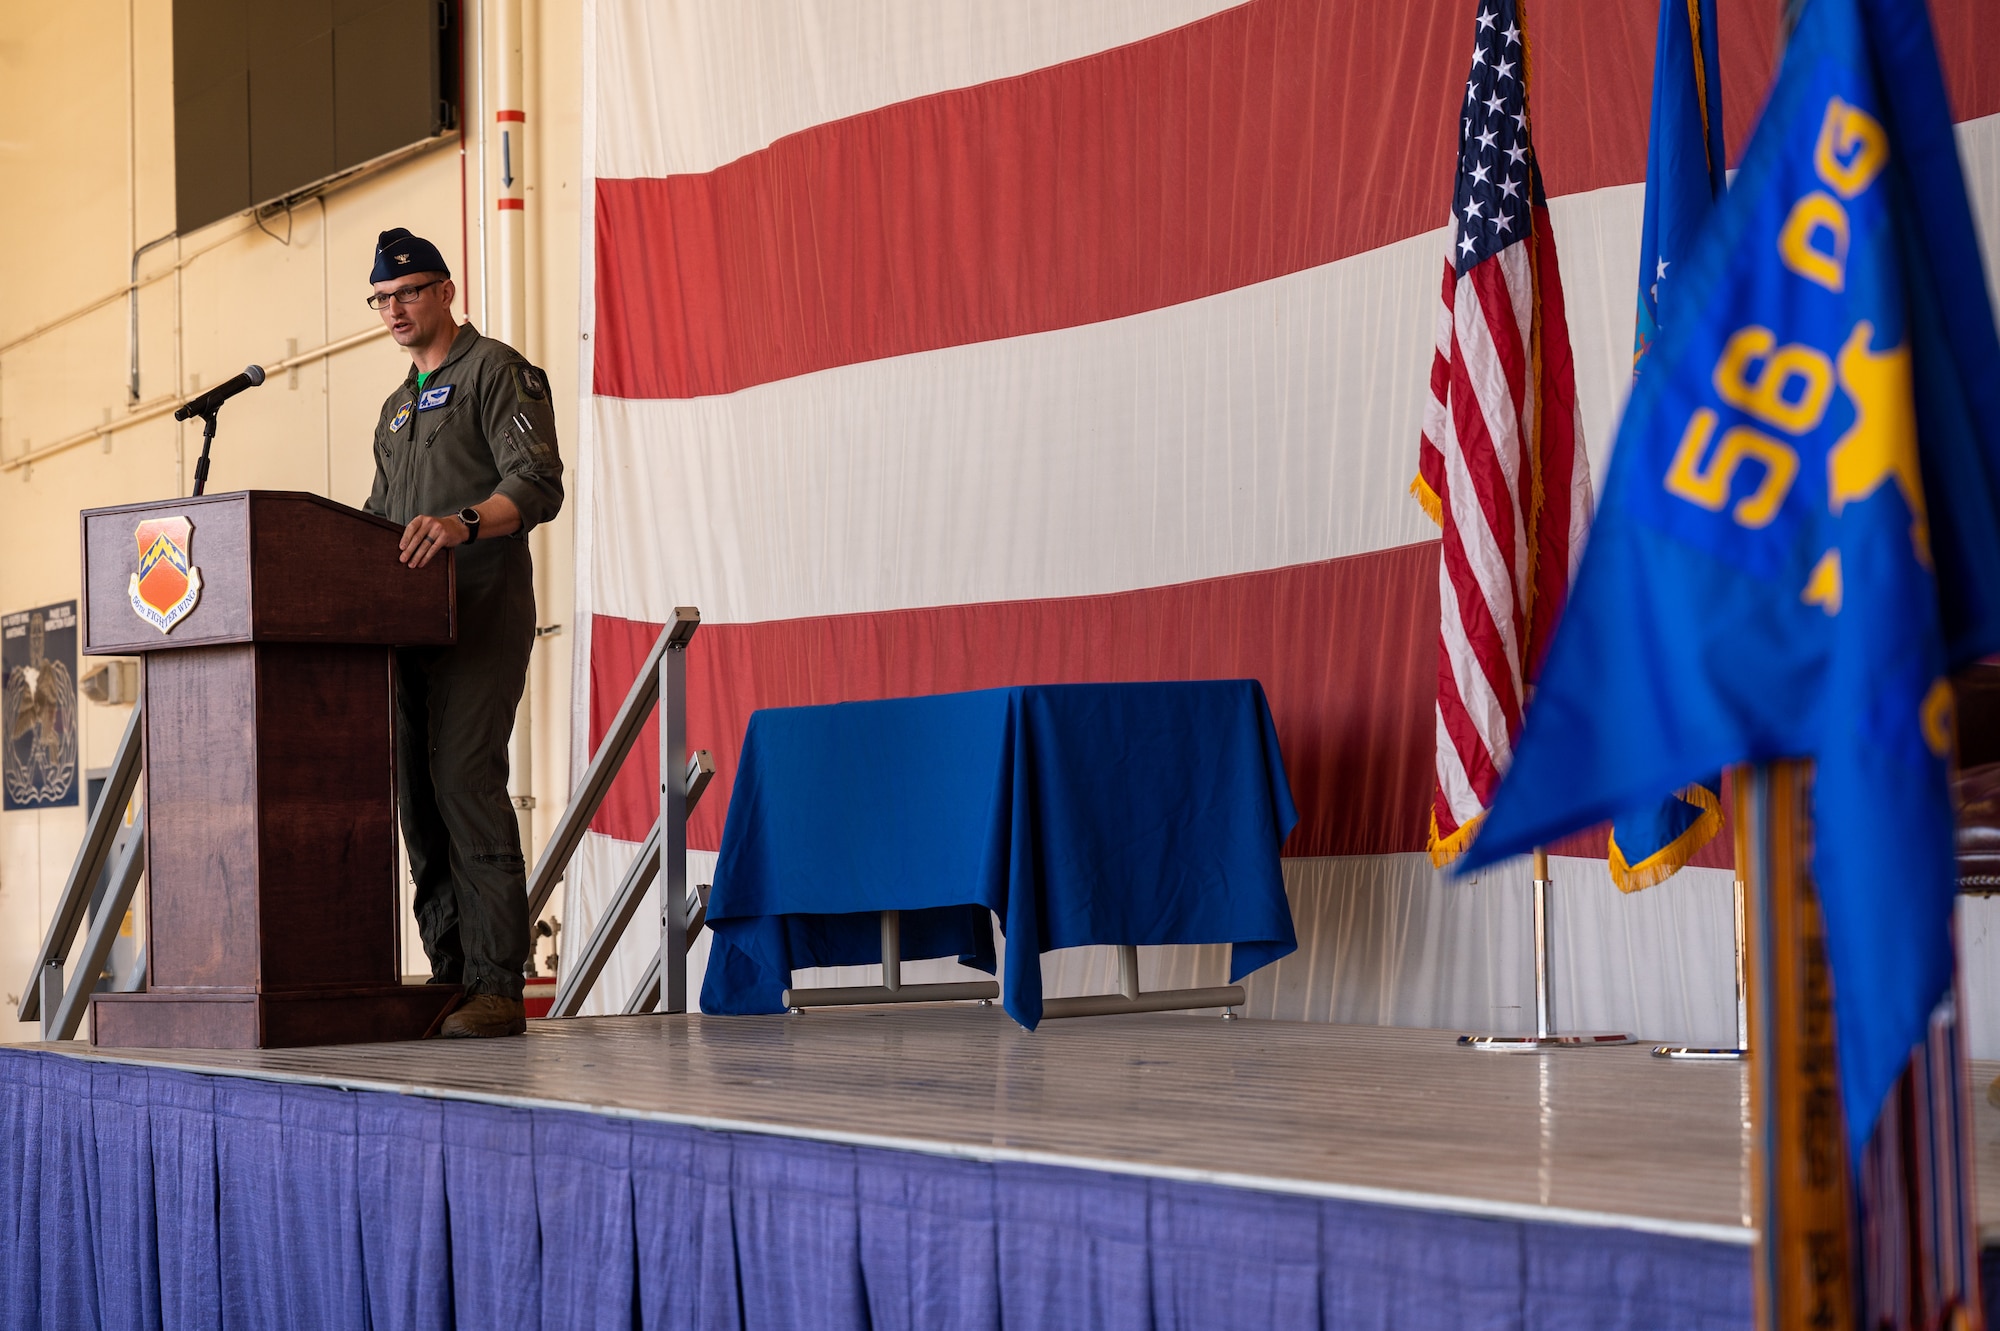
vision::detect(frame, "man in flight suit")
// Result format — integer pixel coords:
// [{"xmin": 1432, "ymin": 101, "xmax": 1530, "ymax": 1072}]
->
[{"xmin": 363, "ymin": 227, "xmax": 563, "ymax": 1038}]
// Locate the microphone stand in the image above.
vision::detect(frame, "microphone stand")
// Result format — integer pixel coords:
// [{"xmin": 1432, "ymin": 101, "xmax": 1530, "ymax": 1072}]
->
[
  {"xmin": 191, "ymin": 408, "xmax": 220, "ymax": 497},
  {"xmin": 175, "ymin": 363, "xmax": 263, "ymax": 496}
]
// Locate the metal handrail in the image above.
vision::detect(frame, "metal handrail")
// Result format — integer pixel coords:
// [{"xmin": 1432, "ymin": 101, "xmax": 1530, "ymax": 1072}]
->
[
  {"xmin": 546, "ymin": 752, "xmax": 713, "ymax": 1019},
  {"xmin": 525, "ymin": 608, "xmax": 699, "ymax": 921},
  {"xmin": 24, "ymin": 609, "xmax": 705, "ymax": 1034},
  {"xmin": 19, "ymin": 703, "xmax": 143, "ymax": 1025},
  {"xmin": 552, "ymin": 821, "xmax": 660, "ymax": 1015},
  {"xmin": 47, "ymin": 805, "xmax": 147, "ymax": 1041},
  {"xmin": 620, "ymin": 883, "xmax": 710, "ymax": 1017}
]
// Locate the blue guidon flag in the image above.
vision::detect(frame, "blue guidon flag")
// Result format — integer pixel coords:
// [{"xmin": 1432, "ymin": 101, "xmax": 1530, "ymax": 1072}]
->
[
  {"xmin": 1632, "ymin": 0, "xmax": 1726, "ymax": 368},
  {"xmin": 1607, "ymin": 0, "xmax": 1729, "ymax": 891},
  {"xmin": 1461, "ymin": 0, "xmax": 2000, "ymax": 1158}
]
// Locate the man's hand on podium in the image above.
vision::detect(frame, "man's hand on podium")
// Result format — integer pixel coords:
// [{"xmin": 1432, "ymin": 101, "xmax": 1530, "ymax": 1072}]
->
[{"xmin": 398, "ymin": 494, "xmax": 523, "ymax": 567}]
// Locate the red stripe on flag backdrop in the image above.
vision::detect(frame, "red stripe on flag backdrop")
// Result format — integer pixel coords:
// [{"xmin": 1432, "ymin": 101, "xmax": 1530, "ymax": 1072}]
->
[
  {"xmin": 589, "ymin": 545, "xmax": 1444, "ymax": 857},
  {"xmin": 591, "ymin": 0, "xmax": 1992, "ymax": 401},
  {"xmin": 586, "ymin": 546, "xmax": 1736, "ymax": 867}
]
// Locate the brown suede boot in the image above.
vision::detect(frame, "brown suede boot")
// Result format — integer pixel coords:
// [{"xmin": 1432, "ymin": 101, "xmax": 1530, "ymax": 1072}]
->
[{"xmin": 438, "ymin": 994, "xmax": 527, "ymax": 1038}]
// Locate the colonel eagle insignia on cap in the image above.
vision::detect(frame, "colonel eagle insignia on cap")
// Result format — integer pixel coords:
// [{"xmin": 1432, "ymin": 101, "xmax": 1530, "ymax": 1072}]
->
[{"xmin": 371, "ymin": 228, "xmax": 449, "ymax": 284}]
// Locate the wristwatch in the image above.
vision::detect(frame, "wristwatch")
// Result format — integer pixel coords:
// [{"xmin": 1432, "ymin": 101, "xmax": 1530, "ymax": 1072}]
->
[{"xmin": 457, "ymin": 506, "xmax": 481, "ymax": 542}]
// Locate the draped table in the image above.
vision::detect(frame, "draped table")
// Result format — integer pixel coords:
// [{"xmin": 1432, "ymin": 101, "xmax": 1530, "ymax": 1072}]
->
[{"xmin": 700, "ymin": 680, "xmax": 1299, "ymax": 1028}]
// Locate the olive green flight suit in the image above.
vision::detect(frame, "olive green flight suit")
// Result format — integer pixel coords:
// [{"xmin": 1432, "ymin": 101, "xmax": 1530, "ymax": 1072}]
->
[{"xmin": 365, "ymin": 323, "xmax": 564, "ymax": 1000}]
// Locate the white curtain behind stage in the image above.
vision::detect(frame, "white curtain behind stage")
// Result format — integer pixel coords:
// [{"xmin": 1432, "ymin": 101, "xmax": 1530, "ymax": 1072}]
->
[{"xmin": 575, "ymin": 838, "xmax": 2000, "ymax": 1055}]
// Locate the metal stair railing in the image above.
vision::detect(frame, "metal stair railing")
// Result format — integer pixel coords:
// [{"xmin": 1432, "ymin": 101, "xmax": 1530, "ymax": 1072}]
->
[
  {"xmin": 19, "ymin": 703, "xmax": 143, "ymax": 1037},
  {"xmin": 545, "ymin": 752, "xmax": 712, "ymax": 1018},
  {"xmin": 525, "ymin": 607, "xmax": 699, "ymax": 922},
  {"xmin": 618, "ymin": 883, "xmax": 711, "ymax": 1016},
  {"xmin": 525, "ymin": 607, "xmax": 708, "ymax": 1016},
  {"xmin": 22, "ymin": 606, "xmax": 705, "ymax": 1036},
  {"xmin": 46, "ymin": 804, "xmax": 148, "ymax": 1041}
]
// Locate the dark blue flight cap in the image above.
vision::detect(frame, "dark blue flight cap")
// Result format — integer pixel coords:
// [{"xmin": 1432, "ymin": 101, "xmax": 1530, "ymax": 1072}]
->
[{"xmin": 370, "ymin": 228, "xmax": 451, "ymax": 284}]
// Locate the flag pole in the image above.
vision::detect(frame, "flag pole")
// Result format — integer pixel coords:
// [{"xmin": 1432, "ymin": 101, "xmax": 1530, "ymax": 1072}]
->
[
  {"xmin": 1459, "ymin": 844, "xmax": 1636, "ymax": 1050},
  {"xmin": 1746, "ymin": 759, "xmax": 1857, "ymax": 1330},
  {"xmin": 1532, "ymin": 846, "xmax": 1552, "ymax": 1039},
  {"xmin": 1654, "ymin": 773, "xmax": 1751, "ymax": 1060}
]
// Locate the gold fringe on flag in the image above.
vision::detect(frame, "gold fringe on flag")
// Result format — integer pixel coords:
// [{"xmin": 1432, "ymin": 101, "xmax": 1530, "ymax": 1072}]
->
[
  {"xmin": 1606, "ymin": 781, "xmax": 1724, "ymax": 893},
  {"xmin": 1426, "ymin": 807, "xmax": 1483, "ymax": 869},
  {"xmin": 1409, "ymin": 475, "xmax": 1444, "ymax": 528}
]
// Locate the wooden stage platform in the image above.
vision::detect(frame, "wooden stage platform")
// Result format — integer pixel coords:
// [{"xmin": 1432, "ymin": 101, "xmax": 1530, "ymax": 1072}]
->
[{"xmin": 41, "ymin": 1008, "xmax": 2000, "ymax": 1247}]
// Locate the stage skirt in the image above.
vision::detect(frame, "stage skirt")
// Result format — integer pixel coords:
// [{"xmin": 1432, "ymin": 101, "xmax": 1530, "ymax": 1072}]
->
[{"xmin": 0, "ymin": 1048, "xmax": 1759, "ymax": 1329}]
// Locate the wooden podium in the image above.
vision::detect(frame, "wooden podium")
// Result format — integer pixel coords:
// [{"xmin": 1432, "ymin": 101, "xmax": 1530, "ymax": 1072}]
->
[{"xmin": 80, "ymin": 491, "xmax": 460, "ymax": 1049}]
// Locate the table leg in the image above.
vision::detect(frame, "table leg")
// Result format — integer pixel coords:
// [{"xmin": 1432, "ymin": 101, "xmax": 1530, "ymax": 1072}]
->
[
  {"xmin": 881, "ymin": 911, "xmax": 902, "ymax": 993},
  {"xmin": 781, "ymin": 905, "xmax": 997, "ymax": 1010}
]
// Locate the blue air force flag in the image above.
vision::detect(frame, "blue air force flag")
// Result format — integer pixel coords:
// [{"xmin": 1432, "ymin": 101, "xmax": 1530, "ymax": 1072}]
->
[
  {"xmin": 1610, "ymin": 0, "xmax": 1730, "ymax": 893},
  {"xmin": 1463, "ymin": 0, "xmax": 2000, "ymax": 1157},
  {"xmin": 1632, "ymin": 0, "xmax": 1725, "ymax": 367}
]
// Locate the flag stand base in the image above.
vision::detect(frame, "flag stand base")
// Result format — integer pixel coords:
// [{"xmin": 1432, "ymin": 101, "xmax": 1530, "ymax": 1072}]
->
[
  {"xmin": 1653, "ymin": 878, "xmax": 1753, "ymax": 1063},
  {"xmin": 1461, "ymin": 1032, "xmax": 1637, "ymax": 1050},
  {"xmin": 1458, "ymin": 861, "xmax": 1634, "ymax": 1052}
]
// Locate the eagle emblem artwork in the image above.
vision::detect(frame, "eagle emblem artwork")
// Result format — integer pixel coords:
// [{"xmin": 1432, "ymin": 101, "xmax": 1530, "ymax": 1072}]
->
[
  {"xmin": 2, "ymin": 601, "xmax": 79, "ymax": 810},
  {"xmin": 129, "ymin": 514, "xmax": 203, "ymax": 634}
]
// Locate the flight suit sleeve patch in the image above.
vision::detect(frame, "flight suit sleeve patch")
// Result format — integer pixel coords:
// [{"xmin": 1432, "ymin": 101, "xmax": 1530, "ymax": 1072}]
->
[{"xmin": 513, "ymin": 364, "xmax": 550, "ymax": 402}]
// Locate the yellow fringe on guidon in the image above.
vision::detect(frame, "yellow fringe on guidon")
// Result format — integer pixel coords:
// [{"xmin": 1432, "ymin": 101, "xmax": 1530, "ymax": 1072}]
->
[
  {"xmin": 1427, "ymin": 808, "xmax": 1484, "ymax": 869},
  {"xmin": 1606, "ymin": 782, "xmax": 1723, "ymax": 893}
]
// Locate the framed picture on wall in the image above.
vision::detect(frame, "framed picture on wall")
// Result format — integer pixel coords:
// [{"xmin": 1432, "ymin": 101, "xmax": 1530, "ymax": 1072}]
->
[{"xmin": 3, "ymin": 600, "xmax": 80, "ymax": 810}]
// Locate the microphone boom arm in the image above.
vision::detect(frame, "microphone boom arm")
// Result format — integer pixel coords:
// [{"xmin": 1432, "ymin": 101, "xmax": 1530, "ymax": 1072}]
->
[{"xmin": 174, "ymin": 364, "xmax": 264, "ymax": 496}]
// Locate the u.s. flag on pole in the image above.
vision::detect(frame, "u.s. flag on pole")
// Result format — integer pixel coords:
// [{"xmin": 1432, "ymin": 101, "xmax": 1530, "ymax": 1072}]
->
[{"xmin": 1412, "ymin": 0, "xmax": 1590, "ymax": 866}]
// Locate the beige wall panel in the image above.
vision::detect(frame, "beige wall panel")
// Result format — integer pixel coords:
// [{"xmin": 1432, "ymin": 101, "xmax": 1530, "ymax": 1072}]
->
[
  {"xmin": 82, "ymin": 703, "xmax": 136, "ymax": 773},
  {"xmin": 0, "ymin": 479, "xmax": 89, "ymax": 612},
  {"xmin": 132, "ymin": 0, "xmax": 176, "ymax": 244},
  {"xmin": 0, "ymin": 2, "xmax": 137, "ymax": 339},
  {"xmin": 325, "ymin": 150, "xmax": 476, "ymax": 334},
  {"xmin": 1, "ymin": 307, "xmax": 131, "ymax": 458},
  {"xmin": 176, "ymin": 209, "xmax": 330, "ymax": 401},
  {"xmin": 88, "ymin": 412, "xmax": 185, "ymax": 518},
  {"xmin": 1, "ymin": 815, "xmax": 50, "ymax": 1034},
  {"xmin": 132, "ymin": 273, "xmax": 182, "ymax": 407},
  {"xmin": 328, "ymin": 335, "xmax": 423, "ymax": 509},
  {"xmin": 198, "ymin": 358, "xmax": 336, "ymax": 496}
]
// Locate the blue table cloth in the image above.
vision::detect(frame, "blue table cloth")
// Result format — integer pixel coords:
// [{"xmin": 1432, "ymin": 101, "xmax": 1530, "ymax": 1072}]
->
[{"xmin": 701, "ymin": 680, "xmax": 1299, "ymax": 1028}]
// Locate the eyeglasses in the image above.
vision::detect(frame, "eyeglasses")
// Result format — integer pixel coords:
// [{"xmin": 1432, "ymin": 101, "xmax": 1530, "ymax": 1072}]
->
[{"xmin": 366, "ymin": 279, "xmax": 445, "ymax": 311}]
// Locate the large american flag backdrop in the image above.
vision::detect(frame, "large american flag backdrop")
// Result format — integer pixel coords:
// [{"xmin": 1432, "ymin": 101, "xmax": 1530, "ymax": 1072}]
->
[{"xmin": 575, "ymin": 0, "xmax": 2000, "ymax": 1013}]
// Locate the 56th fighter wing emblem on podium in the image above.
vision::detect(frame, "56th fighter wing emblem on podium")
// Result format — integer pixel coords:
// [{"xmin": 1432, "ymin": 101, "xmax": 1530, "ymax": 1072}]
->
[{"xmin": 129, "ymin": 515, "xmax": 203, "ymax": 633}]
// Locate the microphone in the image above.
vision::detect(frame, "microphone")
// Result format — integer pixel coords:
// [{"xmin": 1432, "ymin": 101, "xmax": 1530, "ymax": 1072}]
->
[{"xmin": 174, "ymin": 364, "xmax": 266, "ymax": 421}]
